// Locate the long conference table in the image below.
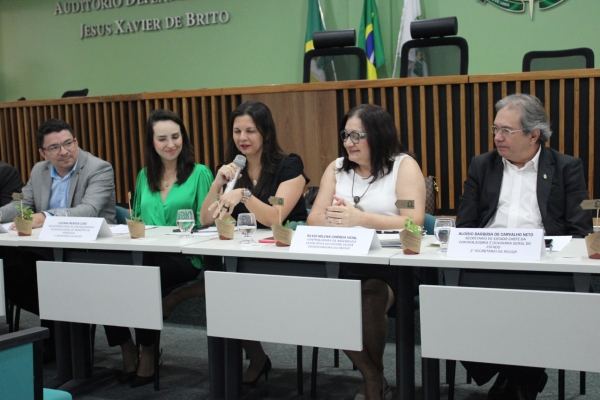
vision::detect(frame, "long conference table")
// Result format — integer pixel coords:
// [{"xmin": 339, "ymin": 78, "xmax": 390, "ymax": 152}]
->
[
  {"xmin": 391, "ymin": 235, "xmax": 600, "ymax": 399},
  {"xmin": 181, "ymin": 229, "xmax": 427, "ymax": 400},
  {"xmin": 0, "ymin": 226, "xmax": 217, "ymax": 390},
  {"xmin": 2, "ymin": 226, "xmax": 600, "ymax": 399}
]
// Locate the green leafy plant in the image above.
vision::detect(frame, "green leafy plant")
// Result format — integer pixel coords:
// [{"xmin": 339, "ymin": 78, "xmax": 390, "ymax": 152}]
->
[
  {"xmin": 224, "ymin": 217, "xmax": 236, "ymax": 224},
  {"xmin": 404, "ymin": 216, "xmax": 422, "ymax": 235},
  {"xmin": 15, "ymin": 205, "xmax": 33, "ymax": 221},
  {"xmin": 131, "ymin": 215, "xmax": 143, "ymax": 222},
  {"xmin": 281, "ymin": 220, "xmax": 306, "ymax": 230}
]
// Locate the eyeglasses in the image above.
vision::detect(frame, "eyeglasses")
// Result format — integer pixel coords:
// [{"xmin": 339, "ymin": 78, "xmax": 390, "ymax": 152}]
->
[
  {"xmin": 42, "ymin": 138, "xmax": 77, "ymax": 155},
  {"xmin": 340, "ymin": 130, "xmax": 367, "ymax": 144},
  {"xmin": 490, "ymin": 125, "xmax": 525, "ymax": 137}
]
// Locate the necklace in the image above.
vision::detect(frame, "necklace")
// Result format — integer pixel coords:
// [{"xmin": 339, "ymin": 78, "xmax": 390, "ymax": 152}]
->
[
  {"xmin": 162, "ymin": 169, "xmax": 177, "ymax": 190},
  {"xmin": 351, "ymin": 170, "xmax": 372, "ymax": 212}
]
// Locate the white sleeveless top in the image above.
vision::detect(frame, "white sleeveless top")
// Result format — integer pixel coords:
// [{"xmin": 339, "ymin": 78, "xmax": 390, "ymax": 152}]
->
[{"xmin": 334, "ymin": 154, "xmax": 408, "ymax": 216}]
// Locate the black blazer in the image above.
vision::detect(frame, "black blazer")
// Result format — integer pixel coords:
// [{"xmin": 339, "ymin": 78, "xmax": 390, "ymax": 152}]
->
[
  {"xmin": 0, "ymin": 161, "xmax": 24, "ymax": 207},
  {"xmin": 457, "ymin": 146, "xmax": 592, "ymax": 238}
]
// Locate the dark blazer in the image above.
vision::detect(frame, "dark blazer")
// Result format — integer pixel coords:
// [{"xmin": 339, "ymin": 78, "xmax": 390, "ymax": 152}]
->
[
  {"xmin": 457, "ymin": 146, "xmax": 591, "ymax": 238},
  {"xmin": 0, "ymin": 161, "xmax": 24, "ymax": 207}
]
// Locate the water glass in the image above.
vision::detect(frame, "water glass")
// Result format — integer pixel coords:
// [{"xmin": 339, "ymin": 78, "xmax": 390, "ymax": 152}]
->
[
  {"xmin": 237, "ymin": 213, "xmax": 257, "ymax": 244},
  {"xmin": 434, "ymin": 218, "xmax": 455, "ymax": 252},
  {"xmin": 176, "ymin": 209, "xmax": 195, "ymax": 238}
]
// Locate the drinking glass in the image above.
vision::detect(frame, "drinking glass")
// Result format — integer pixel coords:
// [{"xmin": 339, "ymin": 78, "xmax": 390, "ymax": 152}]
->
[
  {"xmin": 434, "ymin": 218, "xmax": 455, "ymax": 252},
  {"xmin": 54, "ymin": 209, "xmax": 69, "ymax": 217},
  {"xmin": 237, "ymin": 213, "xmax": 257, "ymax": 244},
  {"xmin": 176, "ymin": 209, "xmax": 195, "ymax": 238}
]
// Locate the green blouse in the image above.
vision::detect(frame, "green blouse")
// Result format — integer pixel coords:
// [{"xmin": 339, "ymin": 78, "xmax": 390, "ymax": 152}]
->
[{"xmin": 133, "ymin": 164, "xmax": 213, "ymax": 269}]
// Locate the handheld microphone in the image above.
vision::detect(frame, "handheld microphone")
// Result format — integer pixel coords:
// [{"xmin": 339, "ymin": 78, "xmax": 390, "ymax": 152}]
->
[{"xmin": 224, "ymin": 155, "xmax": 246, "ymax": 193}]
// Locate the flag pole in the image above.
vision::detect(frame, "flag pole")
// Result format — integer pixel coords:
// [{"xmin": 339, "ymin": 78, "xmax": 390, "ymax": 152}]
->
[
  {"xmin": 392, "ymin": 4, "xmax": 406, "ymax": 78},
  {"xmin": 317, "ymin": 0, "xmax": 338, "ymax": 81}
]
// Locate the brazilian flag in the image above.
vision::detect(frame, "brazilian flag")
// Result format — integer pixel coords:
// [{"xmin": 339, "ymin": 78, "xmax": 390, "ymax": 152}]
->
[{"xmin": 358, "ymin": 0, "xmax": 386, "ymax": 80}]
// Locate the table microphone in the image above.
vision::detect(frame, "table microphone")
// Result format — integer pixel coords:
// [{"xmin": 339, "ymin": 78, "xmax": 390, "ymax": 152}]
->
[{"xmin": 224, "ymin": 154, "xmax": 246, "ymax": 193}]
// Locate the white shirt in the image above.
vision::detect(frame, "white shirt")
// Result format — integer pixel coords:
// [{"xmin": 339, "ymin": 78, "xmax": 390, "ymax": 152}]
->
[
  {"xmin": 487, "ymin": 146, "xmax": 543, "ymax": 229},
  {"xmin": 334, "ymin": 154, "xmax": 408, "ymax": 216}
]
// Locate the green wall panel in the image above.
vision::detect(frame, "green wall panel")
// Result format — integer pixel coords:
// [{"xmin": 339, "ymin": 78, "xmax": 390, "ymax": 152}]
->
[{"xmin": 0, "ymin": 0, "xmax": 598, "ymax": 102}]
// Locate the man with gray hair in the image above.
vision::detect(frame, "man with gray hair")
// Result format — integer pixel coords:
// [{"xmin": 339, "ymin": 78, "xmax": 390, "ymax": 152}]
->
[{"xmin": 457, "ymin": 93, "xmax": 591, "ymax": 399}]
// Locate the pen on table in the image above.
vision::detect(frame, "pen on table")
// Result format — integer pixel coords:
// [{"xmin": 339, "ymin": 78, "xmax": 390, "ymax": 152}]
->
[
  {"xmin": 376, "ymin": 230, "xmax": 400, "ymax": 234},
  {"xmin": 173, "ymin": 226, "xmax": 210, "ymax": 233}
]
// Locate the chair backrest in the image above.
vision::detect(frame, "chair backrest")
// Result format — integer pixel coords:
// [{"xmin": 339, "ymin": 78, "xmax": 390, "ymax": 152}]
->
[
  {"xmin": 303, "ymin": 47, "xmax": 367, "ymax": 83},
  {"xmin": 115, "ymin": 206, "xmax": 131, "ymax": 224},
  {"xmin": 61, "ymin": 88, "xmax": 89, "ymax": 98},
  {"xmin": 400, "ymin": 36, "xmax": 468, "ymax": 78},
  {"xmin": 424, "ymin": 213, "xmax": 436, "ymax": 236},
  {"xmin": 522, "ymin": 47, "xmax": 595, "ymax": 72},
  {"xmin": 0, "ymin": 327, "xmax": 72, "ymax": 400}
]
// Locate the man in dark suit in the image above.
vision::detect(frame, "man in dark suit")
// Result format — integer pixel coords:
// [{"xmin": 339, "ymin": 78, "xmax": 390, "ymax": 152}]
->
[
  {"xmin": 0, "ymin": 161, "xmax": 24, "ymax": 206},
  {"xmin": 457, "ymin": 94, "xmax": 592, "ymax": 399}
]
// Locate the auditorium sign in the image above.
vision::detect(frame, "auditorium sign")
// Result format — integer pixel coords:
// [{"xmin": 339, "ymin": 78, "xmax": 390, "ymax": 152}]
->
[
  {"xmin": 477, "ymin": 0, "xmax": 566, "ymax": 19},
  {"xmin": 53, "ymin": 0, "xmax": 231, "ymax": 40}
]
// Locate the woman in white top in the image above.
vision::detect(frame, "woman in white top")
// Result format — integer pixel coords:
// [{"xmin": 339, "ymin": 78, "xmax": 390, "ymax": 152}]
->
[{"xmin": 308, "ymin": 104, "xmax": 425, "ymax": 400}]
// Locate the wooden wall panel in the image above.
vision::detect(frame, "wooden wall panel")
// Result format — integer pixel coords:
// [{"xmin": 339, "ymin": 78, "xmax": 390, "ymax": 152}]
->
[
  {"xmin": 0, "ymin": 70, "xmax": 598, "ymax": 214},
  {"xmin": 243, "ymin": 91, "xmax": 338, "ymax": 187}
]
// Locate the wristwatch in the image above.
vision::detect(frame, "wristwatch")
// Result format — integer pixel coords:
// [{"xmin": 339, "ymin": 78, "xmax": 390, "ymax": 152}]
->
[{"xmin": 240, "ymin": 188, "xmax": 252, "ymax": 204}]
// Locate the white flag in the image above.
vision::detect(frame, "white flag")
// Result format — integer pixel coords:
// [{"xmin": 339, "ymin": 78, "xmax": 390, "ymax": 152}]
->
[{"xmin": 393, "ymin": 0, "xmax": 425, "ymax": 77}]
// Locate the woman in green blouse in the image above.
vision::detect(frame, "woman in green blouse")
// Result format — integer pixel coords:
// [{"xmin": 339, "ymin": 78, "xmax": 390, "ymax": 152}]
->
[{"xmin": 104, "ymin": 109, "xmax": 212, "ymax": 388}]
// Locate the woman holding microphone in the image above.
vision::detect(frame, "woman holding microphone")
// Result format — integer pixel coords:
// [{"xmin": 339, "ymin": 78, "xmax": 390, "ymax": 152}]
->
[{"xmin": 201, "ymin": 100, "xmax": 309, "ymax": 385}]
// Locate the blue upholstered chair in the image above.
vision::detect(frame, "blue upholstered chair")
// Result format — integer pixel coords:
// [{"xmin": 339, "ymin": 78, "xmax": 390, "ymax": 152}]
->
[
  {"xmin": 115, "ymin": 206, "xmax": 131, "ymax": 224},
  {"xmin": 424, "ymin": 213, "xmax": 436, "ymax": 236},
  {"xmin": 0, "ymin": 327, "xmax": 72, "ymax": 400}
]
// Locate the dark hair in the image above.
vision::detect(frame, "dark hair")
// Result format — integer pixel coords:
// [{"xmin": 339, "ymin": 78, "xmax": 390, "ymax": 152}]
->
[
  {"xmin": 37, "ymin": 119, "xmax": 74, "ymax": 149},
  {"xmin": 338, "ymin": 104, "xmax": 404, "ymax": 183},
  {"xmin": 145, "ymin": 109, "xmax": 195, "ymax": 192},
  {"xmin": 226, "ymin": 101, "xmax": 286, "ymax": 198}
]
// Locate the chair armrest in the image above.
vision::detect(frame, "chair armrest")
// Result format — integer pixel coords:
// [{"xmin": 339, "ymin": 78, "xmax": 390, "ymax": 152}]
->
[{"xmin": 0, "ymin": 327, "xmax": 49, "ymax": 352}]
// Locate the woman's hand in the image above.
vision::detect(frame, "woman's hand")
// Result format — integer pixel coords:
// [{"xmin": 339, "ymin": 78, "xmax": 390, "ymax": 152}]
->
[
  {"xmin": 208, "ymin": 188, "xmax": 244, "ymax": 219},
  {"xmin": 214, "ymin": 163, "xmax": 241, "ymax": 187},
  {"xmin": 324, "ymin": 195, "xmax": 364, "ymax": 227}
]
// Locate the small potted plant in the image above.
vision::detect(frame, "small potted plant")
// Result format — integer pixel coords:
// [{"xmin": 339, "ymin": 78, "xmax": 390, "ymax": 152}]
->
[
  {"xmin": 217, "ymin": 216, "xmax": 236, "ymax": 240},
  {"xmin": 585, "ymin": 228, "xmax": 600, "ymax": 259},
  {"xmin": 126, "ymin": 215, "xmax": 146, "ymax": 239},
  {"xmin": 399, "ymin": 216, "xmax": 423, "ymax": 255},
  {"xmin": 125, "ymin": 192, "xmax": 145, "ymax": 238},
  {"xmin": 14, "ymin": 204, "xmax": 34, "ymax": 236},
  {"xmin": 272, "ymin": 220, "xmax": 293, "ymax": 247}
]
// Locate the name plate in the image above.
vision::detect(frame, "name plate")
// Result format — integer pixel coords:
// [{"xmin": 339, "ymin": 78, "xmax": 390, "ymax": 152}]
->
[
  {"xmin": 447, "ymin": 228, "xmax": 544, "ymax": 261},
  {"xmin": 290, "ymin": 226, "xmax": 381, "ymax": 255},
  {"xmin": 39, "ymin": 217, "xmax": 113, "ymax": 241}
]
